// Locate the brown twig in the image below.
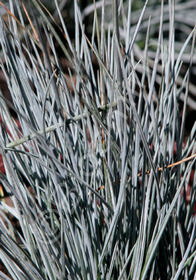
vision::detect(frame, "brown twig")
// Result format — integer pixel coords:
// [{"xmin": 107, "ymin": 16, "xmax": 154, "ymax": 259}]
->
[{"xmin": 137, "ymin": 152, "xmax": 196, "ymax": 178}]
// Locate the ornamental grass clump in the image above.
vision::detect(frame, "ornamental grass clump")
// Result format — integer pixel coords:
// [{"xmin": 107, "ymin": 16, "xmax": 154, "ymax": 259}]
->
[{"xmin": 0, "ymin": 0, "xmax": 195, "ymax": 279}]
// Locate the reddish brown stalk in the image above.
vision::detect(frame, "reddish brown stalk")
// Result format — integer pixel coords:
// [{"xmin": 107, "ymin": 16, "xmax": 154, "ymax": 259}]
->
[
  {"xmin": 20, "ymin": 0, "xmax": 39, "ymax": 41},
  {"xmin": 0, "ymin": 1, "xmax": 39, "ymax": 43},
  {"xmin": 137, "ymin": 152, "xmax": 196, "ymax": 178}
]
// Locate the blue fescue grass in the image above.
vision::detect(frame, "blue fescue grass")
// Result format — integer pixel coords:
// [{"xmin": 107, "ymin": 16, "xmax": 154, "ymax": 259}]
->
[{"xmin": 0, "ymin": 0, "xmax": 195, "ymax": 279}]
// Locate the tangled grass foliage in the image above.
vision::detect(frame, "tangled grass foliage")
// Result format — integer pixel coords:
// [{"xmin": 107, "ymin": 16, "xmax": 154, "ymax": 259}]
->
[{"xmin": 0, "ymin": 0, "xmax": 195, "ymax": 279}]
